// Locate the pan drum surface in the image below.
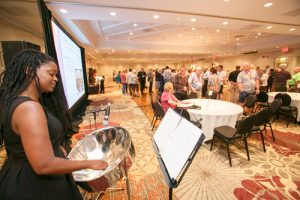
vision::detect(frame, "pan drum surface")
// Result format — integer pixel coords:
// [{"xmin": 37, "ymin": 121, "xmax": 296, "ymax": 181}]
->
[{"xmin": 68, "ymin": 126, "xmax": 131, "ymax": 183}]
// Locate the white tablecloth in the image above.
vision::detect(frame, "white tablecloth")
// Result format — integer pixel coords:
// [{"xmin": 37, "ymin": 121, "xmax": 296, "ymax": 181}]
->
[
  {"xmin": 181, "ymin": 99, "xmax": 243, "ymax": 142},
  {"xmin": 268, "ymin": 92, "xmax": 300, "ymax": 121}
]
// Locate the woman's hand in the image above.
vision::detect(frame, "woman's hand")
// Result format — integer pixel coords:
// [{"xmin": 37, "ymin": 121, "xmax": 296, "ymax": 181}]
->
[{"xmin": 88, "ymin": 160, "xmax": 108, "ymax": 170}]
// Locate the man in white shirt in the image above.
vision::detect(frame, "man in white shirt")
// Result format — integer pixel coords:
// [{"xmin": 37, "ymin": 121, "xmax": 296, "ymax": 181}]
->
[
  {"xmin": 217, "ymin": 65, "xmax": 227, "ymax": 99},
  {"xmin": 237, "ymin": 63, "xmax": 260, "ymax": 106},
  {"xmin": 188, "ymin": 67, "xmax": 203, "ymax": 98}
]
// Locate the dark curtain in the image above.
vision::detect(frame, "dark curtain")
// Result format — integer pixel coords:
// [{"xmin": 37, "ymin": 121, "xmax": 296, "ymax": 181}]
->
[{"xmin": 37, "ymin": 0, "xmax": 74, "ymax": 152}]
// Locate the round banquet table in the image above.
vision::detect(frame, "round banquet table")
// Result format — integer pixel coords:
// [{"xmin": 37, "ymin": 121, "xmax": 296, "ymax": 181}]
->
[
  {"xmin": 180, "ymin": 99, "xmax": 243, "ymax": 142},
  {"xmin": 268, "ymin": 92, "xmax": 300, "ymax": 121}
]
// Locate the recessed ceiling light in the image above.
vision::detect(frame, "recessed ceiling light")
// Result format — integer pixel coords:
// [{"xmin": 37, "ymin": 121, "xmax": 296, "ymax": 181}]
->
[
  {"xmin": 266, "ymin": 26, "xmax": 272, "ymax": 29},
  {"xmin": 112, "ymin": 49, "xmax": 115, "ymax": 52},
  {"xmin": 190, "ymin": 18, "xmax": 197, "ymax": 22},
  {"xmin": 178, "ymin": 34, "xmax": 182, "ymax": 37},
  {"xmin": 224, "ymin": 0, "xmax": 230, "ymax": 2},
  {"xmin": 133, "ymin": 23, "xmax": 138, "ymax": 27},
  {"xmin": 289, "ymin": 28, "xmax": 295, "ymax": 31},
  {"xmin": 153, "ymin": 15, "xmax": 160, "ymax": 19},
  {"xmin": 110, "ymin": 12, "xmax": 116, "ymax": 16},
  {"xmin": 222, "ymin": 21, "xmax": 228, "ymax": 25},
  {"xmin": 177, "ymin": 17, "xmax": 181, "ymax": 21},
  {"xmin": 59, "ymin": 9, "xmax": 68, "ymax": 13},
  {"xmin": 257, "ymin": 32, "xmax": 262, "ymax": 35},
  {"xmin": 129, "ymin": 32, "xmax": 133, "ymax": 35},
  {"xmin": 255, "ymin": 36, "xmax": 258, "ymax": 38},
  {"xmin": 264, "ymin": 3, "xmax": 273, "ymax": 7},
  {"xmin": 216, "ymin": 29, "xmax": 220, "ymax": 32},
  {"xmin": 192, "ymin": 27, "xmax": 196, "ymax": 31},
  {"xmin": 236, "ymin": 38, "xmax": 240, "ymax": 41}
]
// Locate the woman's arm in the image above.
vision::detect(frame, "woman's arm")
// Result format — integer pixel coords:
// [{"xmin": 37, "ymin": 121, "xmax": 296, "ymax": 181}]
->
[{"xmin": 12, "ymin": 101, "xmax": 107, "ymax": 175}]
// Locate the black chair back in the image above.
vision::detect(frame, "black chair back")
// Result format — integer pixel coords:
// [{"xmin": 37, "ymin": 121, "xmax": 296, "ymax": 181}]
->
[
  {"xmin": 236, "ymin": 115, "xmax": 256, "ymax": 135},
  {"xmin": 256, "ymin": 91, "xmax": 268, "ymax": 103},
  {"xmin": 175, "ymin": 107, "xmax": 191, "ymax": 120},
  {"xmin": 270, "ymin": 99, "xmax": 281, "ymax": 115},
  {"xmin": 153, "ymin": 101, "xmax": 165, "ymax": 118},
  {"xmin": 254, "ymin": 108, "xmax": 272, "ymax": 126},
  {"xmin": 274, "ymin": 93, "xmax": 284, "ymax": 101},
  {"xmin": 244, "ymin": 94, "xmax": 257, "ymax": 108},
  {"xmin": 205, "ymin": 90, "xmax": 218, "ymax": 99},
  {"xmin": 279, "ymin": 93, "xmax": 292, "ymax": 107}
]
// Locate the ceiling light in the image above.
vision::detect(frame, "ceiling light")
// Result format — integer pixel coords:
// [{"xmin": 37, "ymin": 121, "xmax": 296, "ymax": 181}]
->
[
  {"xmin": 216, "ymin": 29, "xmax": 220, "ymax": 32},
  {"xmin": 110, "ymin": 12, "xmax": 116, "ymax": 16},
  {"xmin": 266, "ymin": 26, "xmax": 272, "ymax": 29},
  {"xmin": 112, "ymin": 49, "xmax": 115, "ymax": 52},
  {"xmin": 224, "ymin": 0, "xmax": 230, "ymax": 2},
  {"xmin": 59, "ymin": 9, "xmax": 68, "ymax": 13},
  {"xmin": 222, "ymin": 21, "xmax": 228, "ymax": 25},
  {"xmin": 129, "ymin": 32, "xmax": 133, "ymax": 35},
  {"xmin": 153, "ymin": 15, "xmax": 160, "ymax": 19},
  {"xmin": 178, "ymin": 34, "xmax": 182, "ymax": 37},
  {"xmin": 192, "ymin": 27, "xmax": 196, "ymax": 31},
  {"xmin": 264, "ymin": 3, "xmax": 273, "ymax": 7},
  {"xmin": 255, "ymin": 36, "xmax": 258, "ymax": 38},
  {"xmin": 105, "ymin": 37, "xmax": 108, "ymax": 40},
  {"xmin": 190, "ymin": 18, "xmax": 197, "ymax": 22},
  {"xmin": 133, "ymin": 23, "xmax": 138, "ymax": 27},
  {"xmin": 289, "ymin": 28, "xmax": 295, "ymax": 31},
  {"xmin": 177, "ymin": 17, "xmax": 181, "ymax": 21},
  {"xmin": 257, "ymin": 32, "xmax": 262, "ymax": 35},
  {"xmin": 236, "ymin": 38, "xmax": 240, "ymax": 41}
]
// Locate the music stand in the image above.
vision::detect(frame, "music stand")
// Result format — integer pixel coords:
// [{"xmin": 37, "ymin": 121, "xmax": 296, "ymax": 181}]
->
[{"xmin": 152, "ymin": 109, "xmax": 205, "ymax": 200}]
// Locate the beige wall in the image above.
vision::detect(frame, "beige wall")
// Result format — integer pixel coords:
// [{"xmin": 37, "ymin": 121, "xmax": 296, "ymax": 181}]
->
[
  {"xmin": 0, "ymin": 18, "xmax": 44, "ymax": 73},
  {"xmin": 195, "ymin": 48, "xmax": 300, "ymax": 72}
]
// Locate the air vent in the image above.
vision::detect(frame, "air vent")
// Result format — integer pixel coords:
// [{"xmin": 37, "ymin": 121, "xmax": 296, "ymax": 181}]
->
[
  {"xmin": 282, "ymin": 8, "xmax": 300, "ymax": 16},
  {"xmin": 239, "ymin": 24, "xmax": 262, "ymax": 30},
  {"xmin": 142, "ymin": 28, "xmax": 154, "ymax": 32},
  {"xmin": 243, "ymin": 51, "xmax": 258, "ymax": 55},
  {"xmin": 233, "ymin": 35, "xmax": 244, "ymax": 38}
]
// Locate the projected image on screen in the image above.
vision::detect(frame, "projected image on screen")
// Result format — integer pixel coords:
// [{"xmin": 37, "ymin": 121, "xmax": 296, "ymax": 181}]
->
[{"xmin": 51, "ymin": 20, "xmax": 86, "ymax": 108}]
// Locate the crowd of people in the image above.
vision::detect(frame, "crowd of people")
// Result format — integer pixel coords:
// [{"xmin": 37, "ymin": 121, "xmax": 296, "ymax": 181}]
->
[{"xmin": 112, "ymin": 63, "xmax": 299, "ymax": 113}]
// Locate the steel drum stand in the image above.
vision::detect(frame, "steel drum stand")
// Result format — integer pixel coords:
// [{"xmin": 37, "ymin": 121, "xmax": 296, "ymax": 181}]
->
[{"xmin": 83, "ymin": 156, "xmax": 131, "ymax": 200}]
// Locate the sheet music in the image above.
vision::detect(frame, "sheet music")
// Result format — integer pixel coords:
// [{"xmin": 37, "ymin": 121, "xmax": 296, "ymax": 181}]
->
[
  {"xmin": 154, "ymin": 108, "xmax": 181, "ymax": 153},
  {"xmin": 154, "ymin": 109, "xmax": 203, "ymax": 180}
]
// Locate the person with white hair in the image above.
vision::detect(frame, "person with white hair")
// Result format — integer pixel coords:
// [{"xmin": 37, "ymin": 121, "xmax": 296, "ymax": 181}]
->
[
  {"xmin": 237, "ymin": 62, "xmax": 260, "ymax": 106},
  {"xmin": 188, "ymin": 66, "xmax": 203, "ymax": 98}
]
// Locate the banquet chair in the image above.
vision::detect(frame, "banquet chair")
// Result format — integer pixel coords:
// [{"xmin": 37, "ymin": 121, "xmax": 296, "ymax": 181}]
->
[
  {"xmin": 275, "ymin": 93, "xmax": 298, "ymax": 127},
  {"xmin": 152, "ymin": 102, "xmax": 165, "ymax": 131},
  {"xmin": 210, "ymin": 115, "xmax": 256, "ymax": 167},
  {"xmin": 264, "ymin": 99, "xmax": 282, "ymax": 141},
  {"xmin": 275, "ymin": 85, "xmax": 288, "ymax": 92},
  {"xmin": 149, "ymin": 93, "xmax": 157, "ymax": 126},
  {"xmin": 254, "ymin": 91, "xmax": 269, "ymax": 113},
  {"xmin": 243, "ymin": 94, "xmax": 257, "ymax": 115},
  {"xmin": 251, "ymin": 108, "xmax": 273, "ymax": 152},
  {"xmin": 205, "ymin": 90, "xmax": 218, "ymax": 99},
  {"xmin": 175, "ymin": 108, "xmax": 202, "ymax": 129}
]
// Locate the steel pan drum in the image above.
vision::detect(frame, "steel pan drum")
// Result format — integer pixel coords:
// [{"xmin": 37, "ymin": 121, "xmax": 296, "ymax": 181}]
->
[{"xmin": 68, "ymin": 126, "xmax": 132, "ymax": 189}]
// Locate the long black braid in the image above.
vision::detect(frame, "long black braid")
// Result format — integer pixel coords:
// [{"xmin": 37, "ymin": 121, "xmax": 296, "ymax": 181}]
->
[{"xmin": 0, "ymin": 49, "xmax": 72, "ymax": 145}]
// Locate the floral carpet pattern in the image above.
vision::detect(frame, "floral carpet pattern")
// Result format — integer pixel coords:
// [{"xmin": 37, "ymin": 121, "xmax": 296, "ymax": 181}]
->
[{"xmin": 0, "ymin": 83, "xmax": 299, "ymax": 199}]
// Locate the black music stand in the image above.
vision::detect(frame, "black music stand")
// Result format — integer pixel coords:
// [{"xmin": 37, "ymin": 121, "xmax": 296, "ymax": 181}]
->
[{"xmin": 152, "ymin": 109, "xmax": 205, "ymax": 200}]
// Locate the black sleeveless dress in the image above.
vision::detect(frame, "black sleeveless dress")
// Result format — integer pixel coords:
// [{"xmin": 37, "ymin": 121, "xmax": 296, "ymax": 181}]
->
[{"xmin": 0, "ymin": 96, "xmax": 82, "ymax": 200}]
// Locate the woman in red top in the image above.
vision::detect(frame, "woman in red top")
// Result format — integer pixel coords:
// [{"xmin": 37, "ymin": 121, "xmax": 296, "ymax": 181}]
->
[{"xmin": 161, "ymin": 82, "xmax": 181, "ymax": 113}]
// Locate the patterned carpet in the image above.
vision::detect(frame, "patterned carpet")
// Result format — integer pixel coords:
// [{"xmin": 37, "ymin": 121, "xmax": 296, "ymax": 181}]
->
[{"xmin": 0, "ymin": 82, "xmax": 299, "ymax": 199}]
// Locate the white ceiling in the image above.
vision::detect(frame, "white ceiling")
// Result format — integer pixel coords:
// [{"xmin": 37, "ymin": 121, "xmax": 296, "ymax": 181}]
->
[{"xmin": 1, "ymin": 0, "xmax": 300, "ymax": 63}]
